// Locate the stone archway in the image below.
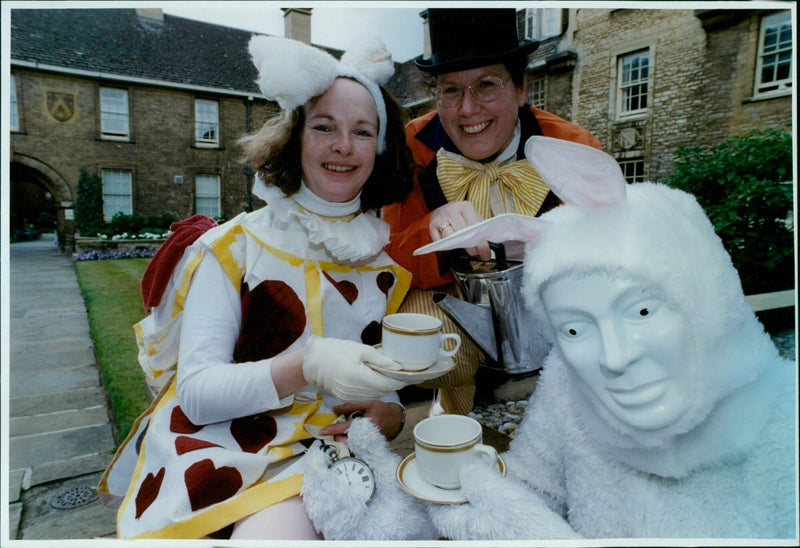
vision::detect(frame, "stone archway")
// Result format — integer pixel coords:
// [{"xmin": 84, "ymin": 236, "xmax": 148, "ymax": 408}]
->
[{"xmin": 10, "ymin": 154, "xmax": 75, "ymax": 252}]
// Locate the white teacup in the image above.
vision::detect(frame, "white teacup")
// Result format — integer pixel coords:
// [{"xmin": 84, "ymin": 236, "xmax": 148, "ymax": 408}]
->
[
  {"xmin": 381, "ymin": 313, "xmax": 461, "ymax": 371},
  {"xmin": 413, "ymin": 414, "xmax": 498, "ymax": 490}
]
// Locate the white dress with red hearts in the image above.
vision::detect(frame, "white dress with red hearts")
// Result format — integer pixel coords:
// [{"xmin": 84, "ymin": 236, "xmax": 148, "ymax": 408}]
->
[{"xmin": 97, "ymin": 183, "xmax": 411, "ymax": 539}]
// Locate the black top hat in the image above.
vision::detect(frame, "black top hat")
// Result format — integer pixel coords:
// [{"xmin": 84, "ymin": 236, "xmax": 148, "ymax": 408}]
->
[{"xmin": 415, "ymin": 8, "xmax": 539, "ymax": 74}]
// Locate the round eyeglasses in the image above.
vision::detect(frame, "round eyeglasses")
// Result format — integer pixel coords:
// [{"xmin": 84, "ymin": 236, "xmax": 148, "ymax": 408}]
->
[{"xmin": 431, "ymin": 76, "xmax": 511, "ymax": 108}]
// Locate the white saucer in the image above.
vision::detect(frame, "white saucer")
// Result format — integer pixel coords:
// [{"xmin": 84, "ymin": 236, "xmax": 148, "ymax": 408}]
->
[
  {"xmin": 395, "ymin": 452, "xmax": 507, "ymax": 504},
  {"xmin": 366, "ymin": 347, "xmax": 456, "ymax": 382}
]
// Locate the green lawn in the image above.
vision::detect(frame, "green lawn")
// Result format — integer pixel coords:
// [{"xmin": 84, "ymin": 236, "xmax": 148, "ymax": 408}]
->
[{"xmin": 75, "ymin": 258, "xmax": 151, "ymax": 444}]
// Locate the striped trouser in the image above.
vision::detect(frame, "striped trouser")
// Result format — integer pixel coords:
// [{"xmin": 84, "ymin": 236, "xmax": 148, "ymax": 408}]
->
[{"xmin": 397, "ymin": 285, "xmax": 482, "ymax": 415}]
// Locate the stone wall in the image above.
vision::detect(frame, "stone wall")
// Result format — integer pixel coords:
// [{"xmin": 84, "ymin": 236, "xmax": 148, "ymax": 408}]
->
[
  {"xmin": 10, "ymin": 69, "xmax": 276, "ymax": 223},
  {"xmin": 572, "ymin": 8, "xmax": 792, "ymax": 182}
]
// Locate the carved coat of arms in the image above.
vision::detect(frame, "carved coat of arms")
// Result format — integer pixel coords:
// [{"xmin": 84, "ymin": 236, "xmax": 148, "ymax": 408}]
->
[{"xmin": 47, "ymin": 91, "xmax": 75, "ymax": 122}]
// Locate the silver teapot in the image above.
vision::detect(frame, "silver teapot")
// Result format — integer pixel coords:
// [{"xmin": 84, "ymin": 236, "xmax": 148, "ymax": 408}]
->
[{"xmin": 433, "ymin": 243, "xmax": 549, "ymax": 375}]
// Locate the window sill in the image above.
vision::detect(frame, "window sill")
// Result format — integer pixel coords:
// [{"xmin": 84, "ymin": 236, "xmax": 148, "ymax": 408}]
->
[
  {"xmin": 744, "ymin": 89, "xmax": 792, "ymax": 103},
  {"xmin": 193, "ymin": 143, "xmax": 223, "ymax": 150},
  {"xmin": 99, "ymin": 135, "xmax": 132, "ymax": 143},
  {"xmin": 613, "ymin": 113, "xmax": 648, "ymax": 124}
]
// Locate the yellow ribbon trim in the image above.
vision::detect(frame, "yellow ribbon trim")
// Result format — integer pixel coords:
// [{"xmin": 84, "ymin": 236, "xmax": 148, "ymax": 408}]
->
[{"xmin": 118, "ymin": 382, "xmax": 338, "ymax": 539}]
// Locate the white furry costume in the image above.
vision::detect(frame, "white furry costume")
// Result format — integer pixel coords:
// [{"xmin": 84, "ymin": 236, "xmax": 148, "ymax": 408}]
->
[
  {"xmin": 307, "ymin": 137, "xmax": 798, "ymax": 541},
  {"xmin": 430, "ymin": 180, "xmax": 797, "ymax": 540}
]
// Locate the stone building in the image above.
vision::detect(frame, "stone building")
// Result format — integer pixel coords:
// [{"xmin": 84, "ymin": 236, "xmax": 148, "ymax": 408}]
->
[
  {"xmin": 8, "ymin": 6, "xmax": 794, "ymax": 249},
  {"xmin": 9, "ymin": 8, "xmax": 306, "ymax": 248},
  {"xmin": 525, "ymin": 5, "xmax": 793, "ymax": 182}
]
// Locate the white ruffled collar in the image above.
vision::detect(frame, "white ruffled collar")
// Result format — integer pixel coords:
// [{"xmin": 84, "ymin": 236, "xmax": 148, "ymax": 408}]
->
[
  {"xmin": 252, "ymin": 178, "xmax": 388, "ymax": 263},
  {"xmin": 293, "ymin": 181, "xmax": 362, "ymax": 217}
]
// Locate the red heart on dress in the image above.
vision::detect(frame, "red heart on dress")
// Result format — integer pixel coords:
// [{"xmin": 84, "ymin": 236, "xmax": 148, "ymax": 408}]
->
[
  {"xmin": 377, "ymin": 271, "xmax": 395, "ymax": 296},
  {"xmin": 230, "ymin": 413, "xmax": 278, "ymax": 453},
  {"xmin": 234, "ymin": 280, "xmax": 306, "ymax": 362},
  {"xmin": 184, "ymin": 458, "xmax": 243, "ymax": 511},
  {"xmin": 170, "ymin": 406, "xmax": 203, "ymax": 434},
  {"xmin": 323, "ymin": 271, "xmax": 359, "ymax": 304},
  {"xmin": 175, "ymin": 436, "xmax": 222, "ymax": 455},
  {"xmin": 135, "ymin": 467, "xmax": 165, "ymax": 519}
]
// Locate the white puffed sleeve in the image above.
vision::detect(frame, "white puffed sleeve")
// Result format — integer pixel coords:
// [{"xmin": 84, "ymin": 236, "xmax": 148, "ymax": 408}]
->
[{"xmin": 176, "ymin": 251, "xmax": 292, "ymax": 424}]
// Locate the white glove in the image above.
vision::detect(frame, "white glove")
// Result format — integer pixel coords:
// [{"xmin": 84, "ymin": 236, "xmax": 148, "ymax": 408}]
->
[
  {"xmin": 302, "ymin": 418, "xmax": 436, "ymax": 540},
  {"xmin": 302, "ymin": 336, "xmax": 406, "ymax": 402},
  {"xmin": 426, "ymin": 459, "xmax": 581, "ymax": 540}
]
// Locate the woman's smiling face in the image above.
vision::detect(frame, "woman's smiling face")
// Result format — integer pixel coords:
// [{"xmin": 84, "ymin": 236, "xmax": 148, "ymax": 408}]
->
[
  {"xmin": 435, "ymin": 64, "xmax": 526, "ymax": 161},
  {"xmin": 542, "ymin": 272, "xmax": 696, "ymax": 431},
  {"xmin": 301, "ymin": 78, "xmax": 378, "ymax": 203}
]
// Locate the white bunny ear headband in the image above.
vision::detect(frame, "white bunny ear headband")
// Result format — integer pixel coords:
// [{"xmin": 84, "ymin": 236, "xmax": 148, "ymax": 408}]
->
[
  {"xmin": 414, "ymin": 136, "xmax": 628, "ymax": 255},
  {"xmin": 248, "ymin": 35, "xmax": 395, "ymax": 154}
]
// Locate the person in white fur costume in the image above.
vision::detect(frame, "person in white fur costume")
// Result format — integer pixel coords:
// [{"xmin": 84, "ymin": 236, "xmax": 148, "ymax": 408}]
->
[{"xmin": 303, "ymin": 136, "xmax": 798, "ymax": 541}]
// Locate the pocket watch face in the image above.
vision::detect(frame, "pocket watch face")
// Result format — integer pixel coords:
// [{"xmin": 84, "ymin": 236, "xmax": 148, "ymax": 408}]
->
[{"xmin": 330, "ymin": 457, "xmax": 375, "ymax": 504}]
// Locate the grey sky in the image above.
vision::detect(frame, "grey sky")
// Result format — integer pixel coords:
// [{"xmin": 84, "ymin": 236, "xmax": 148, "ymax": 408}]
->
[{"xmin": 163, "ymin": 1, "xmax": 428, "ymax": 62}]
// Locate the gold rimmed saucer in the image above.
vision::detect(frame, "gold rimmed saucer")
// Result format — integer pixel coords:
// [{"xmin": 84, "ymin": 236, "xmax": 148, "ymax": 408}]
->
[
  {"xmin": 365, "ymin": 345, "xmax": 455, "ymax": 382},
  {"xmin": 395, "ymin": 452, "xmax": 507, "ymax": 504}
]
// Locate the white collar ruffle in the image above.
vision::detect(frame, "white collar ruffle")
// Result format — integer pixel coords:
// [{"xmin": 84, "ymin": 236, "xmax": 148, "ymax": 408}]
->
[
  {"xmin": 293, "ymin": 181, "xmax": 362, "ymax": 217},
  {"xmin": 253, "ymin": 178, "xmax": 388, "ymax": 263}
]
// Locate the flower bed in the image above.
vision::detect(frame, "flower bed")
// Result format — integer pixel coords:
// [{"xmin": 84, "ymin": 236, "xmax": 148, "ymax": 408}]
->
[{"xmin": 73, "ymin": 234, "xmax": 166, "ymax": 261}]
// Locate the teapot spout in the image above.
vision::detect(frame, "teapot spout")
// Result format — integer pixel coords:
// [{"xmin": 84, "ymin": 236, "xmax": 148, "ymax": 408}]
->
[{"xmin": 432, "ymin": 292, "xmax": 498, "ymax": 363}]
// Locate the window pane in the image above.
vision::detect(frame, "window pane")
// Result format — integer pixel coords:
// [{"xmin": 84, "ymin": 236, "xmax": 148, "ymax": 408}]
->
[
  {"xmin": 528, "ymin": 78, "xmax": 546, "ymax": 109},
  {"xmin": 620, "ymin": 50, "xmax": 650, "ymax": 114},
  {"xmin": 619, "ymin": 159, "xmax": 644, "ymax": 183},
  {"xmin": 10, "ymin": 74, "xmax": 19, "ymax": 130},
  {"xmin": 196, "ymin": 175, "xmax": 220, "ymax": 217},
  {"xmin": 526, "ymin": 8, "xmax": 560, "ymax": 40},
  {"xmin": 100, "ymin": 88, "xmax": 129, "ymax": 136},
  {"xmin": 102, "ymin": 170, "xmax": 132, "ymax": 218},
  {"xmin": 195, "ymin": 100, "xmax": 219, "ymax": 143},
  {"xmin": 757, "ymin": 11, "xmax": 792, "ymax": 93}
]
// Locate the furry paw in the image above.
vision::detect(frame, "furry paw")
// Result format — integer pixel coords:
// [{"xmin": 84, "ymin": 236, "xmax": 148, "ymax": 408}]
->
[
  {"xmin": 426, "ymin": 460, "xmax": 580, "ymax": 540},
  {"xmin": 301, "ymin": 419, "xmax": 435, "ymax": 540}
]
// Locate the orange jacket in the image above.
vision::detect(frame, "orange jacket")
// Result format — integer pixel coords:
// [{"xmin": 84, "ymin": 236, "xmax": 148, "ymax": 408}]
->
[{"xmin": 383, "ymin": 107, "xmax": 601, "ymax": 289}]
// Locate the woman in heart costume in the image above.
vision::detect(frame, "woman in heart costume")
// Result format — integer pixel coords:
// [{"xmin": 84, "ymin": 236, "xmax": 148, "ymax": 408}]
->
[{"xmin": 96, "ymin": 36, "xmax": 422, "ymax": 539}]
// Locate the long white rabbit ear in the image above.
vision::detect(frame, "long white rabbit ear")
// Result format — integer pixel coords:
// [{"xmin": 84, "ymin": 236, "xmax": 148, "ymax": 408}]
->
[
  {"xmin": 414, "ymin": 214, "xmax": 550, "ymax": 255},
  {"xmin": 525, "ymin": 136, "xmax": 627, "ymax": 208},
  {"xmin": 248, "ymin": 35, "xmax": 338, "ymax": 111}
]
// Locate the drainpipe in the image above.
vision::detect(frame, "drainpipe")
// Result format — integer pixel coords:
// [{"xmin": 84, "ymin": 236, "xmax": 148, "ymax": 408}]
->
[{"xmin": 244, "ymin": 96, "xmax": 254, "ymax": 212}]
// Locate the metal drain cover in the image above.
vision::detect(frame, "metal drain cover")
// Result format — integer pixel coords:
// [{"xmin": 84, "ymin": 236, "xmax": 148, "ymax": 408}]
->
[{"xmin": 50, "ymin": 485, "xmax": 98, "ymax": 509}]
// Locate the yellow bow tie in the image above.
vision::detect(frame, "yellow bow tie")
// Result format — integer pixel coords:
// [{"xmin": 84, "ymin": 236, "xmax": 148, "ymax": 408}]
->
[{"xmin": 436, "ymin": 149, "xmax": 550, "ymax": 219}]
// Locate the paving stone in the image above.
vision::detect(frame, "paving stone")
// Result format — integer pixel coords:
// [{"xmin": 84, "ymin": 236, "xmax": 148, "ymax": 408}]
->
[
  {"xmin": 10, "ymin": 405, "xmax": 110, "ymax": 437},
  {"xmin": 11, "ymin": 366, "xmax": 100, "ymax": 398},
  {"xmin": 10, "ymin": 386, "xmax": 110, "ymax": 417},
  {"xmin": 10, "ymin": 348, "xmax": 97, "ymax": 371},
  {"xmin": 30, "ymin": 452, "xmax": 117, "ymax": 488},
  {"xmin": 10, "ymin": 424, "xmax": 115, "ymax": 471},
  {"xmin": 11, "ymin": 338, "xmax": 94, "ymax": 354}
]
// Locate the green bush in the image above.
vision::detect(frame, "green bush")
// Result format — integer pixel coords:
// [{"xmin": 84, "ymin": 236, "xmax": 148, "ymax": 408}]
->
[
  {"xmin": 665, "ymin": 128, "xmax": 794, "ymax": 294},
  {"xmin": 75, "ymin": 168, "xmax": 106, "ymax": 236}
]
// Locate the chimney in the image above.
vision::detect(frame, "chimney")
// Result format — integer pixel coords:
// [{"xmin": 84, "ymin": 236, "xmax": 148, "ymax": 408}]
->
[
  {"xmin": 282, "ymin": 8, "xmax": 312, "ymax": 44},
  {"xmin": 420, "ymin": 10, "xmax": 431, "ymax": 59},
  {"xmin": 136, "ymin": 8, "xmax": 164, "ymax": 21}
]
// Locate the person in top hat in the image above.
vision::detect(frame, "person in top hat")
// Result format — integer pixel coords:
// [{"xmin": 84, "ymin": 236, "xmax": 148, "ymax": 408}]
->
[{"xmin": 382, "ymin": 8, "xmax": 602, "ymax": 415}]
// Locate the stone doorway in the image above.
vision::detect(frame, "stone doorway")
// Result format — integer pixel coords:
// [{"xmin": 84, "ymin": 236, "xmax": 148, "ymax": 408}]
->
[{"xmin": 10, "ymin": 157, "xmax": 75, "ymax": 252}]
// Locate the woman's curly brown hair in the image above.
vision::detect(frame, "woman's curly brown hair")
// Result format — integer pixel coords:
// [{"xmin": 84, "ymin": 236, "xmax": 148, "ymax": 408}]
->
[{"xmin": 239, "ymin": 81, "xmax": 415, "ymax": 212}]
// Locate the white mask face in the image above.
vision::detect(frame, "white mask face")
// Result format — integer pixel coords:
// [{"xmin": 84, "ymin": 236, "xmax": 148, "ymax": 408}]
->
[{"xmin": 541, "ymin": 272, "xmax": 695, "ymax": 431}]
